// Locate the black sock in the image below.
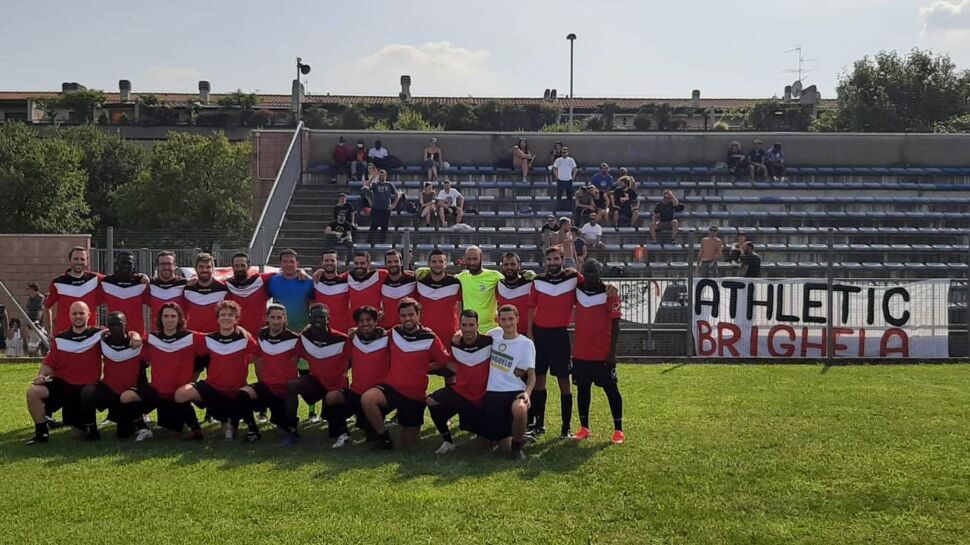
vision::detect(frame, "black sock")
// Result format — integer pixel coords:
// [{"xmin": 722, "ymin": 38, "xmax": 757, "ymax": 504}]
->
[
  {"xmin": 34, "ymin": 422, "xmax": 49, "ymax": 438},
  {"xmin": 182, "ymin": 403, "xmax": 201, "ymax": 431},
  {"xmin": 530, "ymin": 389, "xmax": 547, "ymax": 429},
  {"xmin": 560, "ymin": 393, "xmax": 573, "ymax": 431},
  {"xmin": 236, "ymin": 392, "xmax": 259, "ymax": 432},
  {"xmin": 577, "ymin": 383, "xmax": 592, "ymax": 428},
  {"xmin": 325, "ymin": 405, "xmax": 348, "ymax": 437},
  {"xmin": 428, "ymin": 405, "xmax": 453, "ymax": 442},
  {"xmin": 378, "ymin": 430, "xmax": 391, "ymax": 442},
  {"xmin": 604, "ymin": 384, "xmax": 623, "ymax": 431}
]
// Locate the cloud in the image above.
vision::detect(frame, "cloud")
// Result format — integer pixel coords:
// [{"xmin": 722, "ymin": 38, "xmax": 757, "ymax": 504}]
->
[
  {"xmin": 347, "ymin": 42, "xmax": 499, "ymax": 96},
  {"xmin": 137, "ymin": 66, "xmax": 203, "ymax": 92},
  {"xmin": 920, "ymin": 0, "xmax": 970, "ymax": 32}
]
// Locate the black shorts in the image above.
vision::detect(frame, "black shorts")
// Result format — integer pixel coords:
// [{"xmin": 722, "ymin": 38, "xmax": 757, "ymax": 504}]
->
[
  {"xmin": 340, "ymin": 389, "xmax": 375, "ymax": 433},
  {"xmin": 83, "ymin": 382, "xmax": 134, "ymax": 437},
  {"xmin": 481, "ymin": 391, "xmax": 522, "ymax": 441},
  {"xmin": 442, "ymin": 206, "xmax": 458, "ymax": 216},
  {"xmin": 191, "ymin": 381, "xmax": 235, "ymax": 422},
  {"xmin": 376, "ymin": 384, "xmax": 425, "ymax": 428},
  {"xmin": 572, "ymin": 360, "xmax": 618, "ymax": 387},
  {"xmin": 291, "ymin": 375, "xmax": 328, "ymax": 405},
  {"xmin": 250, "ymin": 382, "xmax": 288, "ymax": 428},
  {"xmin": 429, "ymin": 387, "xmax": 485, "ymax": 435},
  {"xmin": 193, "ymin": 354, "xmax": 210, "ymax": 375},
  {"xmin": 130, "ymin": 384, "xmax": 187, "ymax": 432},
  {"xmin": 532, "ymin": 326, "xmax": 571, "ymax": 377},
  {"xmin": 39, "ymin": 378, "xmax": 86, "ymax": 428}
]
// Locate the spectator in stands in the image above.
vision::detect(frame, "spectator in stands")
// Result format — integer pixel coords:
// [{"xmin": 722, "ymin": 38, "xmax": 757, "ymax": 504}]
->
[
  {"xmin": 333, "ymin": 193, "xmax": 356, "ymax": 226},
  {"xmin": 589, "ymin": 186, "xmax": 610, "ymax": 224},
  {"xmin": 325, "ymin": 211, "xmax": 356, "ymax": 248},
  {"xmin": 696, "ymin": 226, "xmax": 723, "ymax": 278},
  {"xmin": 553, "ymin": 146, "xmax": 578, "ymax": 210},
  {"xmin": 650, "ymin": 190, "xmax": 684, "ymax": 244},
  {"xmin": 573, "ymin": 186, "xmax": 596, "ymax": 224},
  {"xmin": 726, "ymin": 140, "xmax": 750, "ymax": 180},
  {"xmin": 25, "ymin": 283, "xmax": 44, "ymax": 324},
  {"xmin": 612, "ymin": 176, "xmax": 639, "ymax": 227},
  {"xmin": 748, "ymin": 139, "xmax": 769, "ymax": 181},
  {"xmin": 618, "ymin": 167, "xmax": 629, "ymax": 179},
  {"xmin": 6, "ymin": 318, "xmax": 24, "ymax": 357},
  {"xmin": 423, "ymin": 137, "xmax": 444, "ymax": 181},
  {"xmin": 572, "ymin": 227, "xmax": 587, "ymax": 266},
  {"xmin": 332, "ymin": 136, "xmax": 354, "ymax": 182},
  {"xmin": 368, "ymin": 140, "xmax": 390, "ymax": 169},
  {"xmin": 766, "ymin": 142, "xmax": 786, "ymax": 181},
  {"xmin": 511, "ymin": 138, "xmax": 535, "ymax": 182},
  {"xmin": 551, "ymin": 218, "xmax": 578, "ymax": 269},
  {"xmin": 368, "ymin": 169, "xmax": 401, "ymax": 243},
  {"xmin": 591, "ymin": 163, "xmax": 615, "ymax": 192},
  {"xmin": 351, "ymin": 139, "xmax": 369, "ymax": 181},
  {"xmin": 540, "ymin": 215, "xmax": 560, "ymax": 249},
  {"xmin": 358, "ymin": 163, "xmax": 378, "ymax": 215},
  {"xmin": 418, "ymin": 182, "xmax": 438, "ymax": 226},
  {"xmin": 729, "ymin": 232, "xmax": 748, "ymax": 261},
  {"xmin": 580, "ymin": 212, "xmax": 604, "ymax": 250},
  {"xmin": 436, "ymin": 179, "xmax": 464, "ymax": 226},
  {"xmin": 547, "ymin": 141, "xmax": 564, "ymax": 171},
  {"xmin": 740, "ymin": 241, "xmax": 761, "ymax": 278}
]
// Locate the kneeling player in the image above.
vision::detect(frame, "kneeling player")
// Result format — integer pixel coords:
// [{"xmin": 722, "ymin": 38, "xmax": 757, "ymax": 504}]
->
[
  {"xmin": 483, "ymin": 305, "xmax": 536, "ymax": 460},
  {"xmin": 79, "ymin": 311, "xmax": 143, "ymax": 440},
  {"xmin": 427, "ymin": 309, "xmax": 491, "ymax": 454},
  {"xmin": 238, "ymin": 304, "xmax": 299, "ymax": 442}
]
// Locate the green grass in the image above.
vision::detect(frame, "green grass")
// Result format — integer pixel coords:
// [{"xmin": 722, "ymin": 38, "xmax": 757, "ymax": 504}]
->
[{"xmin": 1, "ymin": 363, "xmax": 969, "ymax": 545}]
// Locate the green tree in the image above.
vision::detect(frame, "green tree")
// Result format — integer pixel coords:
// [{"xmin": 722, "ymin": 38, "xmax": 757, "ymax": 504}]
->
[
  {"xmin": 338, "ymin": 107, "xmax": 370, "ymax": 130},
  {"xmin": 475, "ymin": 101, "xmax": 503, "ymax": 131},
  {"xmin": 633, "ymin": 114, "xmax": 652, "ymax": 130},
  {"xmin": 585, "ymin": 116, "xmax": 605, "ymax": 131},
  {"xmin": 301, "ymin": 106, "xmax": 337, "ymax": 129},
  {"xmin": 0, "ymin": 123, "xmax": 91, "ymax": 232},
  {"xmin": 393, "ymin": 108, "xmax": 440, "ymax": 130},
  {"xmin": 934, "ymin": 112, "xmax": 970, "ymax": 133},
  {"xmin": 444, "ymin": 103, "xmax": 478, "ymax": 130},
  {"xmin": 38, "ymin": 89, "xmax": 107, "ymax": 124},
  {"xmin": 654, "ymin": 103, "xmax": 673, "ymax": 130},
  {"xmin": 410, "ymin": 102, "xmax": 449, "ymax": 128},
  {"xmin": 597, "ymin": 102, "xmax": 618, "ymax": 130},
  {"xmin": 216, "ymin": 90, "xmax": 258, "ymax": 111},
  {"xmin": 112, "ymin": 132, "xmax": 253, "ymax": 234},
  {"xmin": 535, "ymin": 103, "xmax": 562, "ymax": 128}
]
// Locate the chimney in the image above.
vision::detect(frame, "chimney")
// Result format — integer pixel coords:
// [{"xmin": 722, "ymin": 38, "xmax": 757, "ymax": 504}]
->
[
  {"xmin": 691, "ymin": 89, "xmax": 701, "ymax": 108},
  {"xmin": 198, "ymin": 80, "xmax": 210, "ymax": 104},
  {"xmin": 119, "ymin": 79, "xmax": 131, "ymax": 102},
  {"xmin": 784, "ymin": 85, "xmax": 792, "ymax": 101},
  {"xmin": 61, "ymin": 82, "xmax": 85, "ymax": 93},
  {"xmin": 399, "ymin": 75, "xmax": 411, "ymax": 102}
]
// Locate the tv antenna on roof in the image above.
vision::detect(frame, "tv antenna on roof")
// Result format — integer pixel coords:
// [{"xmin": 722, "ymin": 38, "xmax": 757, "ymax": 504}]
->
[{"xmin": 783, "ymin": 46, "xmax": 817, "ymax": 94}]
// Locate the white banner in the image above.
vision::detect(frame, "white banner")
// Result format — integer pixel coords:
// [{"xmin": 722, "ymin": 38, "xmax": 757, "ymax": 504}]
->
[{"xmin": 692, "ymin": 278, "xmax": 950, "ymax": 358}]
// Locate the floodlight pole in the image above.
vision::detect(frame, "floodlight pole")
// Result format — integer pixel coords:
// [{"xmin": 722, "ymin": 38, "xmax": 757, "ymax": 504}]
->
[{"xmin": 567, "ymin": 34, "xmax": 576, "ymax": 128}]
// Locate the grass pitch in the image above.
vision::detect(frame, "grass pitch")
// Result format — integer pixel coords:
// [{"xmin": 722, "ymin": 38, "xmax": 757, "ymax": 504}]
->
[{"xmin": 1, "ymin": 363, "xmax": 968, "ymax": 545}]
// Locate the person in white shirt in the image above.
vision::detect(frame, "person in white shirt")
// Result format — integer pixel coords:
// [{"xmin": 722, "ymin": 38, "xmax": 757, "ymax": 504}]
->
[
  {"xmin": 484, "ymin": 305, "xmax": 535, "ymax": 460},
  {"xmin": 436, "ymin": 179, "xmax": 464, "ymax": 225},
  {"xmin": 368, "ymin": 140, "xmax": 390, "ymax": 169},
  {"xmin": 580, "ymin": 212, "xmax": 605, "ymax": 249},
  {"xmin": 552, "ymin": 146, "xmax": 578, "ymax": 211}
]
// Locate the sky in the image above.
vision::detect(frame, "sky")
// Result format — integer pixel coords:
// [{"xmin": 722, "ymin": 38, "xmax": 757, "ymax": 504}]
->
[{"xmin": 4, "ymin": 0, "xmax": 970, "ymax": 100}]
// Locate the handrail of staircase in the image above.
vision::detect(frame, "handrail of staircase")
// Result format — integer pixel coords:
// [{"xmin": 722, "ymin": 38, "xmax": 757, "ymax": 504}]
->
[{"xmin": 248, "ymin": 121, "xmax": 305, "ymax": 265}]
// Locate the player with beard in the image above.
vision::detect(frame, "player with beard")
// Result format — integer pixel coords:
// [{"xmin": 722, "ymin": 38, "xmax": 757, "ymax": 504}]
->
[
  {"xmin": 361, "ymin": 298, "xmax": 450, "ymax": 450},
  {"xmin": 79, "ymin": 311, "xmax": 143, "ymax": 440},
  {"xmin": 416, "ymin": 249, "xmax": 462, "ymax": 386},
  {"xmin": 571, "ymin": 260, "xmax": 625, "ymax": 444},
  {"xmin": 182, "ymin": 252, "xmax": 228, "ymax": 334},
  {"xmin": 237, "ymin": 304, "xmax": 299, "ymax": 442},
  {"xmin": 342, "ymin": 251, "xmax": 388, "ymax": 316},
  {"xmin": 380, "ymin": 250, "xmax": 416, "ymax": 329},
  {"xmin": 496, "ymin": 253, "xmax": 533, "ymax": 335},
  {"xmin": 281, "ymin": 304, "xmax": 350, "ymax": 446},
  {"xmin": 312, "ymin": 250, "xmax": 351, "ymax": 333},
  {"xmin": 146, "ymin": 251, "xmax": 187, "ymax": 329},
  {"xmin": 426, "ymin": 310, "xmax": 492, "ymax": 454},
  {"xmin": 225, "ymin": 252, "xmax": 274, "ymax": 337},
  {"xmin": 45, "ymin": 246, "xmax": 102, "ymax": 335},
  {"xmin": 99, "ymin": 251, "xmax": 150, "ymax": 336}
]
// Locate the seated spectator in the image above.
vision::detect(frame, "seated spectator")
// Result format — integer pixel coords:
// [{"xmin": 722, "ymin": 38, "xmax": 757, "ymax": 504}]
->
[
  {"xmin": 332, "ymin": 136, "xmax": 354, "ymax": 182},
  {"xmin": 572, "ymin": 227, "xmax": 587, "ymax": 266},
  {"xmin": 6, "ymin": 318, "xmax": 24, "ymax": 357},
  {"xmin": 350, "ymin": 139, "xmax": 369, "ymax": 181},
  {"xmin": 589, "ymin": 186, "xmax": 610, "ymax": 223},
  {"xmin": 368, "ymin": 140, "xmax": 390, "ymax": 169},
  {"xmin": 325, "ymin": 212, "xmax": 356, "ymax": 244},
  {"xmin": 573, "ymin": 186, "xmax": 596, "ymax": 224},
  {"xmin": 551, "ymin": 218, "xmax": 578, "ymax": 269},
  {"xmin": 358, "ymin": 164, "xmax": 379, "ymax": 215},
  {"xmin": 740, "ymin": 241, "xmax": 761, "ymax": 278},
  {"xmin": 580, "ymin": 212, "xmax": 604, "ymax": 249},
  {"xmin": 728, "ymin": 232, "xmax": 748, "ymax": 261},
  {"xmin": 612, "ymin": 176, "xmax": 640, "ymax": 227},
  {"xmin": 591, "ymin": 163, "xmax": 615, "ymax": 192},
  {"xmin": 617, "ymin": 167, "xmax": 629, "ymax": 179},
  {"xmin": 748, "ymin": 139, "xmax": 769, "ymax": 181},
  {"xmin": 436, "ymin": 179, "xmax": 464, "ymax": 226},
  {"xmin": 418, "ymin": 182, "xmax": 438, "ymax": 226},
  {"xmin": 696, "ymin": 226, "xmax": 723, "ymax": 278},
  {"xmin": 540, "ymin": 214, "xmax": 560, "ymax": 249},
  {"xmin": 547, "ymin": 141, "xmax": 564, "ymax": 172},
  {"xmin": 333, "ymin": 193, "xmax": 357, "ymax": 226},
  {"xmin": 511, "ymin": 138, "xmax": 535, "ymax": 182},
  {"xmin": 766, "ymin": 142, "xmax": 786, "ymax": 181},
  {"xmin": 726, "ymin": 140, "xmax": 749, "ymax": 180},
  {"xmin": 650, "ymin": 190, "xmax": 684, "ymax": 243},
  {"xmin": 423, "ymin": 137, "xmax": 444, "ymax": 181}
]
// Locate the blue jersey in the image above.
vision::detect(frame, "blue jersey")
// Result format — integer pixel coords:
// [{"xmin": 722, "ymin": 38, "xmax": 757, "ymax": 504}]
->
[{"xmin": 267, "ymin": 274, "xmax": 314, "ymax": 331}]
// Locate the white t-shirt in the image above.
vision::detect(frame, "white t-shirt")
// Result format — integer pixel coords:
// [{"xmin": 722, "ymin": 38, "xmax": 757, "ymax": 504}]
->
[
  {"xmin": 437, "ymin": 188, "xmax": 462, "ymax": 207},
  {"xmin": 368, "ymin": 147, "xmax": 389, "ymax": 159},
  {"xmin": 486, "ymin": 327, "xmax": 535, "ymax": 392},
  {"xmin": 580, "ymin": 223, "xmax": 603, "ymax": 242},
  {"xmin": 553, "ymin": 157, "xmax": 577, "ymax": 181}
]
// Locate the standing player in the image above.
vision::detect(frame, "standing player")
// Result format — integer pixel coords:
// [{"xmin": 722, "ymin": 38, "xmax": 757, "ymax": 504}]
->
[
  {"xmin": 427, "ymin": 310, "xmax": 492, "ymax": 454},
  {"xmin": 571, "ymin": 260, "xmax": 625, "ymax": 444},
  {"xmin": 361, "ymin": 298, "xmax": 450, "ymax": 450},
  {"xmin": 312, "ymin": 250, "xmax": 351, "ymax": 333},
  {"xmin": 99, "ymin": 251, "xmax": 150, "ymax": 336},
  {"xmin": 483, "ymin": 305, "xmax": 536, "ymax": 460},
  {"xmin": 79, "ymin": 311, "xmax": 143, "ymax": 440},
  {"xmin": 146, "ymin": 251, "xmax": 187, "ymax": 332},
  {"xmin": 238, "ymin": 304, "xmax": 299, "ymax": 441},
  {"xmin": 496, "ymin": 253, "xmax": 533, "ymax": 335},
  {"xmin": 45, "ymin": 246, "xmax": 102, "ymax": 334},
  {"xmin": 26, "ymin": 302, "xmax": 102, "ymax": 444},
  {"xmin": 416, "ymin": 249, "xmax": 462, "ymax": 347},
  {"xmin": 345, "ymin": 251, "xmax": 387, "ymax": 316},
  {"xmin": 182, "ymin": 252, "xmax": 228, "ymax": 334},
  {"xmin": 380, "ymin": 250, "xmax": 416, "ymax": 329},
  {"xmin": 225, "ymin": 252, "xmax": 273, "ymax": 337}
]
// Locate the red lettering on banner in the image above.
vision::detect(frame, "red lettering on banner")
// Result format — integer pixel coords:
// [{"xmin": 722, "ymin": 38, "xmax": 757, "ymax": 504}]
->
[
  {"xmin": 857, "ymin": 328, "xmax": 866, "ymax": 357},
  {"xmin": 696, "ymin": 320, "xmax": 716, "ymax": 356},
  {"xmin": 750, "ymin": 326, "xmax": 759, "ymax": 357},
  {"xmin": 767, "ymin": 325, "xmax": 796, "ymax": 357},
  {"xmin": 831, "ymin": 328, "xmax": 852, "ymax": 357},
  {"xmin": 718, "ymin": 322, "xmax": 741, "ymax": 357},
  {"xmin": 799, "ymin": 327, "xmax": 827, "ymax": 358},
  {"xmin": 879, "ymin": 328, "xmax": 909, "ymax": 358}
]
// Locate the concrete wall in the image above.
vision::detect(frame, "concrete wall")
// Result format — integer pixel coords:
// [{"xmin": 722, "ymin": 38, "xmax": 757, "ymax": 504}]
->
[
  {"xmin": 304, "ymin": 130, "xmax": 970, "ymax": 167},
  {"xmin": 0, "ymin": 234, "xmax": 91, "ymax": 325}
]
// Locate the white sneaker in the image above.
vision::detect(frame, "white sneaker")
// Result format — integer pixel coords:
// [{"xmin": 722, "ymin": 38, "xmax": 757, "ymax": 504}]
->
[
  {"xmin": 331, "ymin": 433, "xmax": 352, "ymax": 449},
  {"xmin": 134, "ymin": 428, "xmax": 153, "ymax": 442},
  {"xmin": 257, "ymin": 413, "xmax": 268, "ymax": 424},
  {"xmin": 222, "ymin": 423, "xmax": 236, "ymax": 442},
  {"xmin": 435, "ymin": 441, "xmax": 457, "ymax": 455}
]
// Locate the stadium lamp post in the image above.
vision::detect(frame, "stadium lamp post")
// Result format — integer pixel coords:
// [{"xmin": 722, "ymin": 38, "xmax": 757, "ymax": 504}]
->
[{"xmin": 567, "ymin": 33, "xmax": 576, "ymax": 128}]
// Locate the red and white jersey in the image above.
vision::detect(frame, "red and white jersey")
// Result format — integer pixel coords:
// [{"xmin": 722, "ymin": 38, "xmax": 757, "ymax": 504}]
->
[
  {"xmin": 100, "ymin": 334, "xmax": 143, "ymax": 395},
  {"xmin": 145, "ymin": 330, "xmax": 206, "ymax": 399},
  {"xmin": 256, "ymin": 327, "xmax": 299, "ymax": 398},
  {"xmin": 313, "ymin": 273, "xmax": 352, "ymax": 333},
  {"xmin": 100, "ymin": 274, "xmax": 148, "ymax": 336},
  {"xmin": 298, "ymin": 328, "xmax": 350, "ymax": 391},
  {"xmin": 203, "ymin": 329, "xmax": 258, "ymax": 396},
  {"xmin": 450, "ymin": 335, "xmax": 492, "ymax": 405},
  {"xmin": 496, "ymin": 275, "xmax": 534, "ymax": 334},
  {"xmin": 347, "ymin": 269, "xmax": 388, "ymax": 315},
  {"xmin": 146, "ymin": 277, "xmax": 187, "ymax": 329},
  {"xmin": 416, "ymin": 274, "xmax": 462, "ymax": 343},
  {"xmin": 226, "ymin": 273, "xmax": 272, "ymax": 336},
  {"xmin": 380, "ymin": 272, "xmax": 417, "ymax": 328},
  {"xmin": 345, "ymin": 329, "xmax": 390, "ymax": 395},
  {"xmin": 45, "ymin": 271, "xmax": 102, "ymax": 333},
  {"xmin": 385, "ymin": 325, "xmax": 450, "ymax": 401},
  {"xmin": 44, "ymin": 327, "xmax": 103, "ymax": 386},
  {"xmin": 529, "ymin": 270, "xmax": 583, "ymax": 329},
  {"xmin": 573, "ymin": 284, "xmax": 622, "ymax": 362},
  {"xmin": 183, "ymin": 280, "xmax": 229, "ymax": 333}
]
